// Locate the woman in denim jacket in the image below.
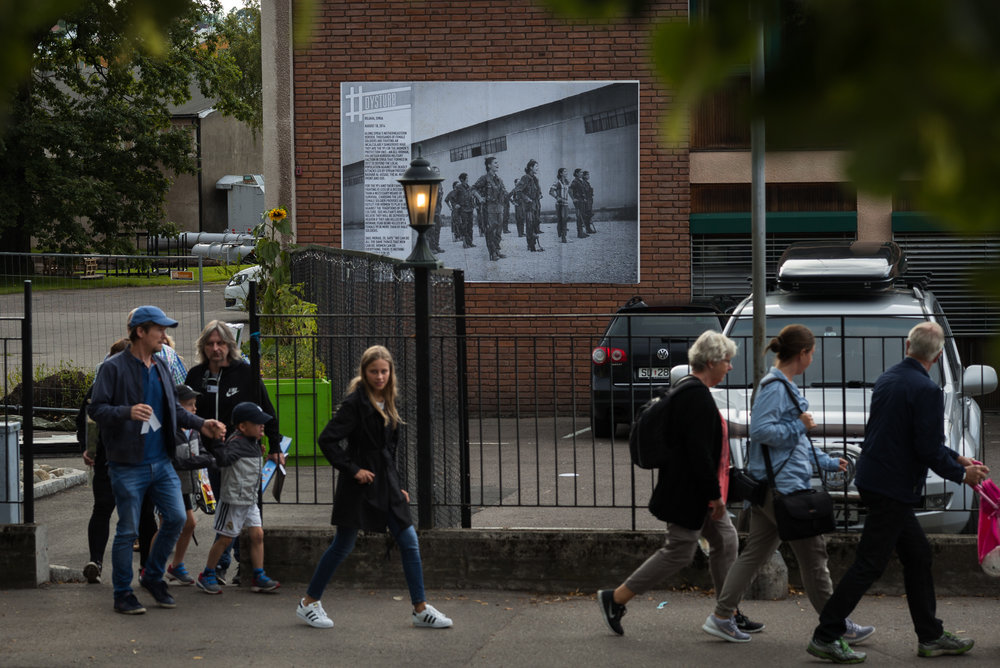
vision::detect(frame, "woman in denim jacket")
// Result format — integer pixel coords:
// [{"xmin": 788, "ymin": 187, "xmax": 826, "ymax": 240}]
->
[{"xmin": 705, "ymin": 324, "xmax": 875, "ymax": 645}]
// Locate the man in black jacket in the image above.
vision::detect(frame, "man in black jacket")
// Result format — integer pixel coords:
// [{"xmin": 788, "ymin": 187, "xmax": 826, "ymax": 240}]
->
[{"xmin": 808, "ymin": 322, "xmax": 989, "ymax": 663}]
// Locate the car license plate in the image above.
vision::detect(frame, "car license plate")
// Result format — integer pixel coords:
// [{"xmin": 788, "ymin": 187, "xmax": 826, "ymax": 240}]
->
[{"xmin": 637, "ymin": 368, "xmax": 669, "ymax": 379}]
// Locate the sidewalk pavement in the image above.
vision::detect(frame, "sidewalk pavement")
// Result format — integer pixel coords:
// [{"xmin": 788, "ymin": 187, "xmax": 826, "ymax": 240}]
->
[
  {"xmin": 2, "ymin": 583, "xmax": 999, "ymax": 667},
  {"xmin": 7, "ymin": 454, "xmax": 1000, "ymax": 666}
]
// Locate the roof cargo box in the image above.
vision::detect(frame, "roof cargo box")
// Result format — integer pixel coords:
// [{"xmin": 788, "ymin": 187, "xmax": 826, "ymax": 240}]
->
[{"xmin": 776, "ymin": 241, "xmax": 906, "ymax": 293}]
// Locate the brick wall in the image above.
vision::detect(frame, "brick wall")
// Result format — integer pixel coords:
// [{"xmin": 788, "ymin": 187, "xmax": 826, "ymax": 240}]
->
[{"xmin": 292, "ymin": 0, "xmax": 691, "ymax": 414}]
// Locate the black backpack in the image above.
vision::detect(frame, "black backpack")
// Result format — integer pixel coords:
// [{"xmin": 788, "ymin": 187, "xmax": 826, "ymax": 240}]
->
[{"xmin": 628, "ymin": 375, "xmax": 699, "ymax": 469}]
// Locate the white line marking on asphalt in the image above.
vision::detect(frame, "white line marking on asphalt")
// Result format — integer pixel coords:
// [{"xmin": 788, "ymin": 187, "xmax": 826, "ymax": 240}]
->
[{"xmin": 563, "ymin": 428, "xmax": 592, "ymax": 439}]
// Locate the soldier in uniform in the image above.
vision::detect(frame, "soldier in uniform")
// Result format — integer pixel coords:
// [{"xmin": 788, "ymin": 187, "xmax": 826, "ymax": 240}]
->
[
  {"xmin": 582, "ymin": 170, "xmax": 597, "ymax": 234},
  {"xmin": 427, "ymin": 183, "xmax": 444, "ymax": 254},
  {"xmin": 518, "ymin": 159, "xmax": 544, "ymax": 252},
  {"xmin": 472, "ymin": 156, "xmax": 508, "ymax": 261},
  {"xmin": 444, "ymin": 180, "xmax": 461, "ymax": 242},
  {"xmin": 549, "ymin": 167, "xmax": 579, "ymax": 243},
  {"xmin": 456, "ymin": 173, "xmax": 476, "ymax": 248},
  {"xmin": 510, "ymin": 178, "xmax": 525, "ymax": 238},
  {"xmin": 569, "ymin": 168, "xmax": 589, "ymax": 239}
]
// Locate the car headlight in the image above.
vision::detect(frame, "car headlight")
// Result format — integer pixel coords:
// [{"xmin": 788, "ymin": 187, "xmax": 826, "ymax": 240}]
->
[
  {"xmin": 921, "ymin": 492, "xmax": 952, "ymax": 510},
  {"xmin": 228, "ymin": 273, "xmax": 247, "ymax": 287}
]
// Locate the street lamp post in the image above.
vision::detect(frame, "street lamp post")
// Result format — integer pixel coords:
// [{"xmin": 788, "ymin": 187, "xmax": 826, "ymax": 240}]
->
[{"xmin": 398, "ymin": 152, "xmax": 443, "ymax": 530}]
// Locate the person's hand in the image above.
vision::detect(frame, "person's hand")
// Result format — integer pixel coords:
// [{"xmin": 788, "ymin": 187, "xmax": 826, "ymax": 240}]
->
[
  {"xmin": 963, "ymin": 463, "xmax": 990, "ymax": 487},
  {"xmin": 401, "ymin": 489, "xmax": 410, "ymax": 503},
  {"xmin": 956, "ymin": 455, "xmax": 977, "ymax": 468},
  {"xmin": 838, "ymin": 458, "xmax": 849, "ymax": 472},
  {"xmin": 82, "ymin": 451, "xmax": 94, "ymax": 467},
  {"xmin": 200, "ymin": 419, "xmax": 226, "ymax": 441},
  {"xmin": 268, "ymin": 452, "xmax": 286, "ymax": 466},
  {"xmin": 354, "ymin": 468, "xmax": 374, "ymax": 484},
  {"xmin": 130, "ymin": 403, "xmax": 153, "ymax": 421},
  {"xmin": 709, "ymin": 497, "xmax": 726, "ymax": 520},
  {"xmin": 799, "ymin": 412, "xmax": 816, "ymax": 430}
]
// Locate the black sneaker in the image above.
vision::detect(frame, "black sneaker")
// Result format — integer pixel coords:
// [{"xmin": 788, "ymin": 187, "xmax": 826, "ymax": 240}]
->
[
  {"xmin": 215, "ymin": 566, "xmax": 228, "ymax": 586},
  {"xmin": 139, "ymin": 576, "xmax": 176, "ymax": 608},
  {"xmin": 735, "ymin": 608, "xmax": 765, "ymax": 633},
  {"xmin": 597, "ymin": 589, "xmax": 626, "ymax": 635},
  {"xmin": 83, "ymin": 561, "xmax": 102, "ymax": 584},
  {"xmin": 114, "ymin": 592, "xmax": 146, "ymax": 615}
]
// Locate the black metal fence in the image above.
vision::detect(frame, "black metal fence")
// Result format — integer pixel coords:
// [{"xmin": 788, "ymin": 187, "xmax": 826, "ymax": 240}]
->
[
  {"xmin": 0, "ymin": 252, "xmax": 215, "ymax": 427},
  {"xmin": 251, "ymin": 295, "xmax": 995, "ymax": 533},
  {"xmin": 1, "ymin": 282, "xmax": 34, "ymax": 524}
]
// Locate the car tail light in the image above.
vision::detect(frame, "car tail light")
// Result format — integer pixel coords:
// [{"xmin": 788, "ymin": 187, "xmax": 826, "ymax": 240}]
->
[{"xmin": 592, "ymin": 347, "xmax": 626, "ymax": 364}]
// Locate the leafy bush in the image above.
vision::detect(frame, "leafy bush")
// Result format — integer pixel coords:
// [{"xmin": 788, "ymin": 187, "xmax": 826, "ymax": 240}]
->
[{"xmin": 3, "ymin": 361, "xmax": 94, "ymax": 410}]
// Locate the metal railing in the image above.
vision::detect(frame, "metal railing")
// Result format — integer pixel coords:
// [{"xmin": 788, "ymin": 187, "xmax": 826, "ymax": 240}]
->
[{"xmin": 1, "ymin": 282, "xmax": 33, "ymax": 524}]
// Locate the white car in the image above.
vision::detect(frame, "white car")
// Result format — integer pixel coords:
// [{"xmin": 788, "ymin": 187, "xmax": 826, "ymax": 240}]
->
[
  {"xmin": 716, "ymin": 241, "xmax": 997, "ymax": 533},
  {"xmin": 223, "ymin": 265, "xmax": 263, "ymax": 311}
]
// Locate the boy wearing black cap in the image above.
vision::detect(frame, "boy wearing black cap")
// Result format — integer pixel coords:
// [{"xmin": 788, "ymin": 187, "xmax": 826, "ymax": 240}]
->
[
  {"xmin": 164, "ymin": 384, "xmax": 216, "ymax": 585},
  {"xmin": 197, "ymin": 401, "xmax": 280, "ymax": 595}
]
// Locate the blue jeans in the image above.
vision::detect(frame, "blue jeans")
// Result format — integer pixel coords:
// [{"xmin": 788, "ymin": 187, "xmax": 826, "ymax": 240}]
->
[
  {"xmin": 108, "ymin": 458, "xmax": 185, "ymax": 596},
  {"xmin": 306, "ymin": 516, "xmax": 425, "ymax": 605}
]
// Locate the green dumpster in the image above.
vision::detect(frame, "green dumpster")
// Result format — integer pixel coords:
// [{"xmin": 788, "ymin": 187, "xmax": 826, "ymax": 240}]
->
[{"xmin": 263, "ymin": 378, "xmax": 333, "ymax": 464}]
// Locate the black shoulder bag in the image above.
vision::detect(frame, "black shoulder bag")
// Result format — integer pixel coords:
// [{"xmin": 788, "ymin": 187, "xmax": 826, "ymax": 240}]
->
[{"xmin": 761, "ymin": 378, "xmax": 836, "ymax": 541}]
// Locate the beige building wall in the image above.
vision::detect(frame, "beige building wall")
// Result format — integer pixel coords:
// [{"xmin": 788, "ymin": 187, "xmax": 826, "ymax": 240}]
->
[{"xmin": 690, "ymin": 150, "xmax": 892, "ymax": 240}]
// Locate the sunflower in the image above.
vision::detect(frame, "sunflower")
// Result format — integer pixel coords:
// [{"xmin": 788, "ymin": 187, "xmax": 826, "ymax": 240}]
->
[{"xmin": 267, "ymin": 207, "xmax": 287, "ymax": 222}]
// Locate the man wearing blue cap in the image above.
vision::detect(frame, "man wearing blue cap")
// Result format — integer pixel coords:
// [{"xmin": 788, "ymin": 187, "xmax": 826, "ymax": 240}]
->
[{"xmin": 89, "ymin": 305, "xmax": 227, "ymax": 615}]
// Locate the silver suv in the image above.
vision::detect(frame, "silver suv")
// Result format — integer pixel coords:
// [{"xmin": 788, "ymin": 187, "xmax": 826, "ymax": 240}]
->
[{"xmin": 715, "ymin": 241, "xmax": 997, "ymax": 533}]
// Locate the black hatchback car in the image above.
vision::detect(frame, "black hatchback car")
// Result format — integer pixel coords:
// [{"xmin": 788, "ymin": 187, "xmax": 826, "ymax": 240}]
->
[{"xmin": 590, "ymin": 297, "xmax": 727, "ymax": 437}]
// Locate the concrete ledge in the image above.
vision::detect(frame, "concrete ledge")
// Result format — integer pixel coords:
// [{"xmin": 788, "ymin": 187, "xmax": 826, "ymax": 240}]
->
[
  {"xmin": 0, "ymin": 524, "xmax": 49, "ymax": 588},
  {"xmin": 262, "ymin": 528, "xmax": 1000, "ymax": 596}
]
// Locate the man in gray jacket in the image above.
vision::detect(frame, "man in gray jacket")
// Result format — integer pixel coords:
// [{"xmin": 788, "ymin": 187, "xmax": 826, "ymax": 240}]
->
[{"xmin": 89, "ymin": 305, "xmax": 226, "ymax": 615}]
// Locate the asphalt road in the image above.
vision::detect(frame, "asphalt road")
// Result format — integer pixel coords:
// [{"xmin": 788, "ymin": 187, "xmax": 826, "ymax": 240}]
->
[{"xmin": 0, "ymin": 281, "xmax": 239, "ymax": 373}]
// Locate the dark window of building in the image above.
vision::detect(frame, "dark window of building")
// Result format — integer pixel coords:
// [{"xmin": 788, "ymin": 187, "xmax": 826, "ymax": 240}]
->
[
  {"xmin": 691, "ymin": 183, "xmax": 856, "ymax": 213},
  {"xmin": 450, "ymin": 136, "xmax": 508, "ymax": 162},
  {"xmin": 583, "ymin": 106, "xmax": 638, "ymax": 134}
]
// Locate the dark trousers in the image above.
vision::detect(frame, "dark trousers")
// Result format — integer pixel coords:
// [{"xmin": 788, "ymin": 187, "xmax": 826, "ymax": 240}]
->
[
  {"xmin": 555, "ymin": 203, "xmax": 568, "ymax": 239},
  {"xmin": 88, "ymin": 450, "xmax": 156, "ymax": 567},
  {"xmin": 814, "ymin": 488, "xmax": 943, "ymax": 643}
]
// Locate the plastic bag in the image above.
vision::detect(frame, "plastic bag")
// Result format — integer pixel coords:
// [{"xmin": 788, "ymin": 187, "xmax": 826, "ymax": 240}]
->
[{"xmin": 976, "ymin": 479, "xmax": 1000, "ymax": 577}]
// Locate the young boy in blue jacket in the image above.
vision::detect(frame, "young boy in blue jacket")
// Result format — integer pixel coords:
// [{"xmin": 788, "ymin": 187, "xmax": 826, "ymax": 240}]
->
[{"xmin": 197, "ymin": 401, "xmax": 280, "ymax": 594}]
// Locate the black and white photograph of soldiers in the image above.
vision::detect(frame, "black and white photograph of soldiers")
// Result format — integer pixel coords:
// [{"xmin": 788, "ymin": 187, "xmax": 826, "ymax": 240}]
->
[{"xmin": 341, "ymin": 81, "xmax": 638, "ymax": 283}]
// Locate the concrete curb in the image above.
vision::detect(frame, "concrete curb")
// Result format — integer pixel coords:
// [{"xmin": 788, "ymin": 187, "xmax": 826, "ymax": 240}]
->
[{"xmin": 32, "ymin": 468, "xmax": 88, "ymax": 499}]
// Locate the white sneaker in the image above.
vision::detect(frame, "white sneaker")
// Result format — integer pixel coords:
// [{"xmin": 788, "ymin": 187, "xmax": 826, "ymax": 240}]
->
[
  {"xmin": 297, "ymin": 598, "xmax": 334, "ymax": 629},
  {"xmin": 413, "ymin": 603, "xmax": 453, "ymax": 628}
]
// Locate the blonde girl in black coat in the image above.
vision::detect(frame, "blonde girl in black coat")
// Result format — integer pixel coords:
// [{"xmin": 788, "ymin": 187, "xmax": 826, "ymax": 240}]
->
[{"xmin": 295, "ymin": 345, "xmax": 452, "ymax": 630}]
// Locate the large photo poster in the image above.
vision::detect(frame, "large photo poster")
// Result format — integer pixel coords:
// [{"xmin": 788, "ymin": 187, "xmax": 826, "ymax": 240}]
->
[{"xmin": 341, "ymin": 81, "xmax": 639, "ymax": 283}]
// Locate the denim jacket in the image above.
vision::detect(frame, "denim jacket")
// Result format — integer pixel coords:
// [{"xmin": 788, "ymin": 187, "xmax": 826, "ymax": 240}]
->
[{"xmin": 748, "ymin": 367, "xmax": 840, "ymax": 494}]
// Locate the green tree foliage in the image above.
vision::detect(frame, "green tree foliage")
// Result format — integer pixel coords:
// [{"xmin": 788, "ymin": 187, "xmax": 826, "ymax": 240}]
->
[
  {"xmin": 551, "ymin": 0, "xmax": 1000, "ymax": 240},
  {"xmin": 0, "ymin": 0, "xmax": 256, "ymax": 254},
  {"xmin": 216, "ymin": 1, "xmax": 262, "ymax": 136}
]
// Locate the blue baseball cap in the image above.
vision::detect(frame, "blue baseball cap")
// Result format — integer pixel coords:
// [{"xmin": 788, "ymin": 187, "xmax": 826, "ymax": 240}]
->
[
  {"xmin": 232, "ymin": 401, "xmax": 272, "ymax": 425},
  {"xmin": 128, "ymin": 305, "xmax": 178, "ymax": 329}
]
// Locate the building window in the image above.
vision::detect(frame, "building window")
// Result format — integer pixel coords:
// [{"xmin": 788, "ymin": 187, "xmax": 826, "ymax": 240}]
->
[
  {"xmin": 344, "ymin": 173, "xmax": 364, "ymax": 187},
  {"xmin": 691, "ymin": 183, "xmax": 856, "ymax": 213},
  {"xmin": 450, "ymin": 137, "xmax": 508, "ymax": 162},
  {"xmin": 583, "ymin": 106, "xmax": 638, "ymax": 134}
]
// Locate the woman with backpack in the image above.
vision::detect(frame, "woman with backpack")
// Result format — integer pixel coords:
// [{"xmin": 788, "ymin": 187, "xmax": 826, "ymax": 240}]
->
[
  {"xmin": 703, "ymin": 324, "xmax": 874, "ymax": 646},
  {"xmin": 596, "ymin": 330, "xmax": 762, "ymax": 637}
]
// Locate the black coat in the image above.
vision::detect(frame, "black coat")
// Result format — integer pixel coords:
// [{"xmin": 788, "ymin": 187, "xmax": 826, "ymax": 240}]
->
[
  {"xmin": 318, "ymin": 388, "xmax": 411, "ymax": 531},
  {"xmin": 647, "ymin": 378, "xmax": 725, "ymax": 530}
]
